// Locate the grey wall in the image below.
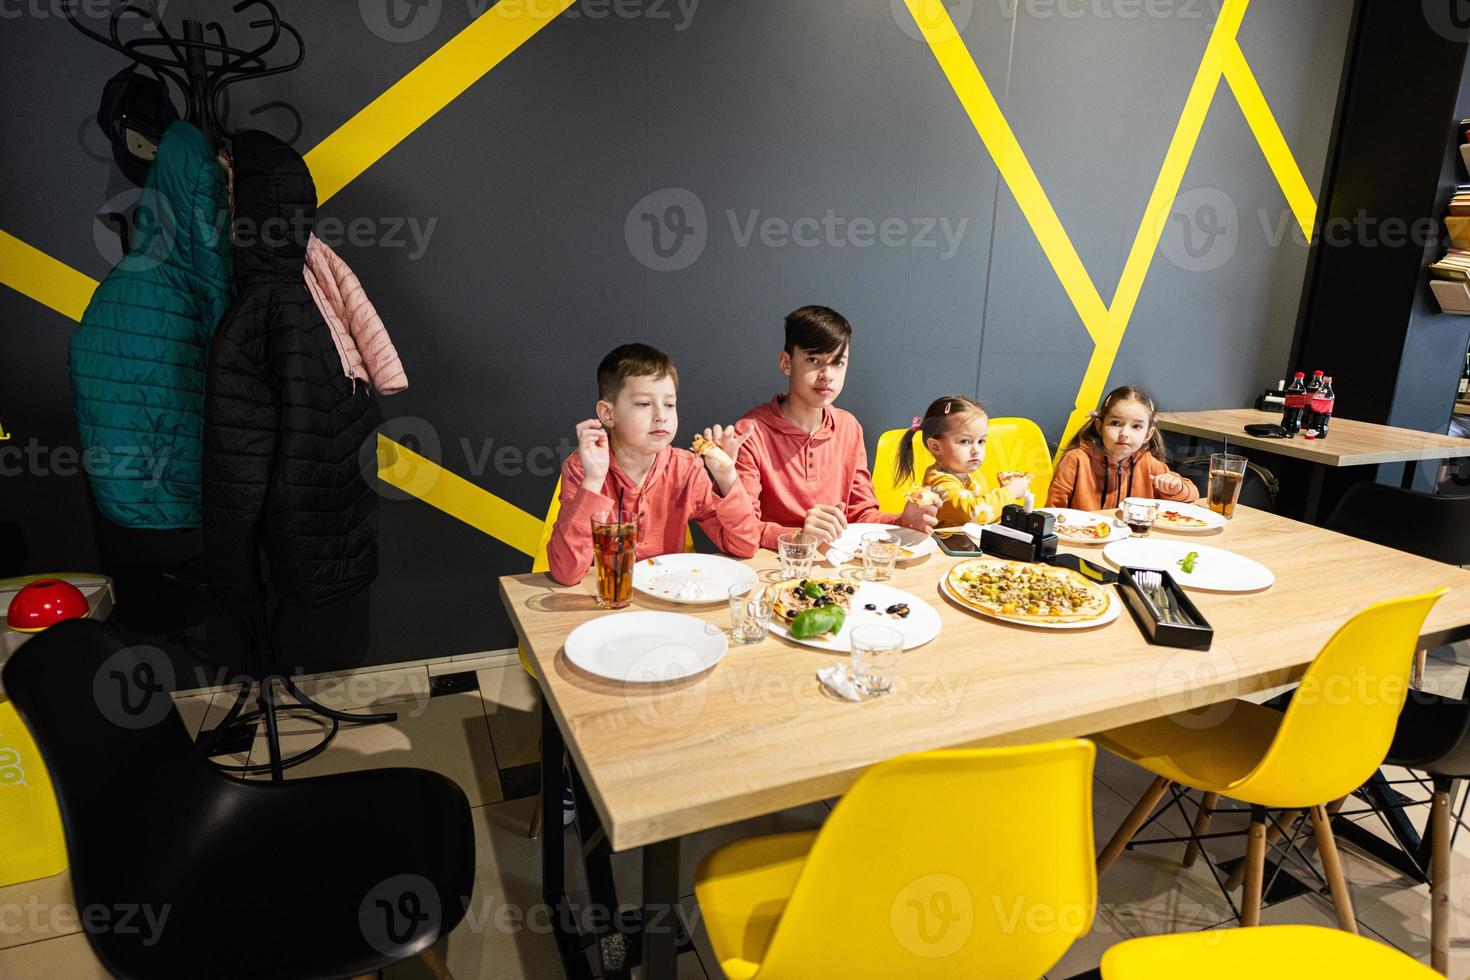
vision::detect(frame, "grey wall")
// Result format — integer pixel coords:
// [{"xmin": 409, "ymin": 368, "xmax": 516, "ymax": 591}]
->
[{"xmin": 0, "ymin": 0, "xmax": 1350, "ymax": 670}]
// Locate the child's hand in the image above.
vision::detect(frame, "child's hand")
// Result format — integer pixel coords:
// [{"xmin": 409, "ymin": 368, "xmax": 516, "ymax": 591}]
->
[
  {"xmin": 899, "ymin": 497, "xmax": 939, "ymax": 533},
  {"xmin": 698, "ymin": 424, "xmax": 750, "ymax": 478},
  {"xmin": 575, "ymin": 419, "xmax": 610, "ymax": 490},
  {"xmin": 802, "ymin": 504, "xmax": 847, "ymax": 543},
  {"xmin": 1153, "ymin": 471, "xmax": 1184, "ymax": 496}
]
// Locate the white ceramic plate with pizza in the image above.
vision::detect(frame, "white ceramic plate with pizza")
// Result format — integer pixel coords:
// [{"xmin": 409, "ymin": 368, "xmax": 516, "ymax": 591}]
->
[
  {"xmin": 1126, "ymin": 501, "xmax": 1227, "ymax": 534},
  {"xmin": 632, "ymin": 553, "xmax": 758, "ymax": 605},
  {"xmin": 1038, "ymin": 508, "xmax": 1132, "ymax": 546},
  {"xmin": 1102, "ymin": 538, "xmax": 1273, "ymax": 592},
  {"xmin": 828, "ymin": 523, "xmax": 936, "ymax": 562},
  {"xmin": 939, "ymin": 562, "xmax": 1122, "ymax": 630},
  {"xmin": 564, "ymin": 611, "xmax": 728, "ymax": 682},
  {"xmin": 765, "ymin": 580, "xmax": 941, "ymax": 652}
]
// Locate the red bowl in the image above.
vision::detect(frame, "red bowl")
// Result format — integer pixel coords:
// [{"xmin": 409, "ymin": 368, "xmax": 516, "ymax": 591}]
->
[{"xmin": 6, "ymin": 579, "xmax": 90, "ymax": 633}]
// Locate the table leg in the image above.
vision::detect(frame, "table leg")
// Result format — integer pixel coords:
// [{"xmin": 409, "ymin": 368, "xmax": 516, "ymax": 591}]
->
[
  {"xmin": 1402, "ymin": 460, "xmax": 1417, "ymax": 490},
  {"xmin": 1303, "ymin": 466, "xmax": 1325, "ymax": 524},
  {"xmin": 642, "ymin": 838, "xmax": 681, "ymax": 980},
  {"xmin": 541, "ymin": 700, "xmax": 595, "ymax": 980}
]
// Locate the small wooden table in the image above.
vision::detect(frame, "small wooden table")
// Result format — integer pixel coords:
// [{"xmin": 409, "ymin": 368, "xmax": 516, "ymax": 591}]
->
[
  {"xmin": 1155, "ymin": 408, "xmax": 1470, "ymax": 518},
  {"xmin": 500, "ymin": 509, "xmax": 1470, "ymax": 978}
]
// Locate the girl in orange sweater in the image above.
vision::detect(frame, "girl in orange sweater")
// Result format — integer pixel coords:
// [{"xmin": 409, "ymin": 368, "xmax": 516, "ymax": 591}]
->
[
  {"xmin": 1047, "ymin": 386, "xmax": 1199, "ymax": 511},
  {"xmin": 893, "ymin": 395, "xmax": 1030, "ymax": 527}
]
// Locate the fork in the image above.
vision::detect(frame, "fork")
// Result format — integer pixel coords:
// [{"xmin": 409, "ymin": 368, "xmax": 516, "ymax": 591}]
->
[{"xmin": 1134, "ymin": 570, "xmax": 1176, "ymax": 625}]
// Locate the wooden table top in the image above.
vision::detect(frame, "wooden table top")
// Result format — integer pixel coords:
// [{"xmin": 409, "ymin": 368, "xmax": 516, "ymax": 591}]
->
[
  {"xmin": 500, "ymin": 507, "xmax": 1470, "ymax": 851},
  {"xmin": 1155, "ymin": 408, "xmax": 1470, "ymax": 466}
]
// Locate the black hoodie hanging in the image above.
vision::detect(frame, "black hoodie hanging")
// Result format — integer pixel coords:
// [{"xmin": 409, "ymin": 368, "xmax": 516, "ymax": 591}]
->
[{"xmin": 203, "ymin": 130, "xmax": 382, "ymax": 610}]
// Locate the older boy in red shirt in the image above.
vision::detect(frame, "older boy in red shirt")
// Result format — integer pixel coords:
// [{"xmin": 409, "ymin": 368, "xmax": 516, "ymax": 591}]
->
[
  {"xmin": 735, "ymin": 306, "xmax": 937, "ymax": 551},
  {"xmin": 547, "ymin": 344, "xmax": 760, "ymax": 585}
]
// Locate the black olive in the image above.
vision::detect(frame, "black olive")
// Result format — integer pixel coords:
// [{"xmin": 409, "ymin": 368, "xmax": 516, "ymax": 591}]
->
[
  {"xmin": 896, "ymin": 608, "xmax": 911, "ymax": 618},
  {"xmin": 885, "ymin": 603, "xmax": 909, "ymax": 615},
  {"xmin": 814, "ymin": 596, "xmax": 832, "ymax": 607},
  {"xmin": 863, "ymin": 603, "xmax": 877, "ymax": 611}
]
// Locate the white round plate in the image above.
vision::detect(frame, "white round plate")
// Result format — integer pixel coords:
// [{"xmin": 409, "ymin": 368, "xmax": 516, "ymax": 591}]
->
[
  {"xmin": 1039, "ymin": 508, "xmax": 1132, "ymax": 546},
  {"xmin": 765, "ymin": 581, "xmax": 941, "ymax": 652},
  {"xmin": 1119, "ymin": 501, "xmax": 1227, "ymax": 534},
  {"xmin": 632, "ymin": 553, "xmax": 759, "ymax": 605},
  {"xmin": 1102, "ymin": 538, "xmax": 1273, "ymax": 592},
  {"xmin": 830, "ymin": 523, "xmax": 936, "ymax": 562},
  {"xmin": 939, "ymin": 573, "xmax": 1122, "ymax": 630},
  {"xmin": 563, "ymin": 611, "xmax": 728, "ymax": 682}
]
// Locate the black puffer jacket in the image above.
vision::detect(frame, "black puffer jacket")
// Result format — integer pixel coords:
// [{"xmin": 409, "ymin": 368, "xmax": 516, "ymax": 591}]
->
[{"xmin": 203, "ymin": 130, "xmax": 382, "ymax": 609}]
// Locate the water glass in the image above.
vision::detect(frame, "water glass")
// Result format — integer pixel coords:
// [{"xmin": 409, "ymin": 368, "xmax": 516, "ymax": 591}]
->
[
  {"xmin": 861, "ymin": 531, "xmax": 901, "ymax": 581},
  {"xmin": 1207, "ymin": 453, "xmax": 1248, "ymax": 519},
  {"xmin": 729, "ymin": 582, "xmax": 773, "ymax": 644},
  {"xmin": 849, "ymin": 625, "xmax": 903, "ymax": 697},
  {"xmin": 777, "ymin": 531, "xmax": 819, "ymax": 580},
  {"xmin": 1121, "ymin": 497, "xmax": 1159, "ymax": 537},
  {"xmin": 591, "ymin": 510, "xmax": 638, "ymax": 609}
]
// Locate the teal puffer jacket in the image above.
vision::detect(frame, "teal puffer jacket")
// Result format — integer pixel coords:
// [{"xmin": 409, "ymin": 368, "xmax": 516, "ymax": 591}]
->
[{"xmin": 68, "ymin": 121, "xmax": 233, "ymax": 528}]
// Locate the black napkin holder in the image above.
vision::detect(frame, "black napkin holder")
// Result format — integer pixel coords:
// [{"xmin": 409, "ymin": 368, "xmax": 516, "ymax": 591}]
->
[
  {"xmin": 1116, "ymin": 566, "xmax": 1213, "ymax": 650},
  {"xmin": 980, "ymin": 505, "xmax": 1058, "ymax": 563}
]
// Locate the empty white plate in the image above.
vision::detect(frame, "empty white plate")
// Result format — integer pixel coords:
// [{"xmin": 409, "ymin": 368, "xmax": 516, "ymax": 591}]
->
[
  {"xmin": 563, "ymin": 611, "xmax": 728, "ymax": 682},
  {"xmin": 1103, "ymin": 538, "xmax": 1273, "ymax": 592},
  {"xmin": 632, "ymin": 553, "xmax": 758, "ymax": 605}
]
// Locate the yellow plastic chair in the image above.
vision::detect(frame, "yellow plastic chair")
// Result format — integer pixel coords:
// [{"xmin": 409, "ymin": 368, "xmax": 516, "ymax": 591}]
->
[
  {"xmin": 1100, "ymin": 924, "xmax": 1438, "ymax": 978},
  {"xmin": 1095, "ymin": 591, "xmax": 1445, "ymax": 931},
  {"xmin": 694, "ymin": 740, "xmax": 1096, "ymax": 979},
  {"xmin": 0, "ymin": 694, "xmax": 67, "ymax": 886},
  {"xmin": 873, "ymin": 417, "xmax": 1053, "ymax": 515}
]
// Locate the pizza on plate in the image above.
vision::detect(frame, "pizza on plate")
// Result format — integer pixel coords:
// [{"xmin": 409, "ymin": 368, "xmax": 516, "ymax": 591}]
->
[
  {"xmin": 1053, "ymin": 519, "xmax": 1112, "ymax": 540},
  {"xmin": 946, "ymin": 558, "xmax": 1110, "ymax": 623},
  {"xmin": 769, "ymin": 577, "xmax": 857, "ymax": 623},
  {"xmin": 1158, "ymin": 510, "xmax": 1210, "ymax": 528}
]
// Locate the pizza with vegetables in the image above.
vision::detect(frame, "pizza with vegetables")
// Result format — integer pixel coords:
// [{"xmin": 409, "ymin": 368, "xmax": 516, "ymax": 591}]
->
[
  {"xmin": 946, "ymin": 558, "xmax": 1110, "ymax": 623},
  {"xmin": 769, "ymin": 578, "xmax": 856, "ymax": 623},
  {"xmin": 1157, "ymin": 510, "xmax": 1210, "ymax": 528}
]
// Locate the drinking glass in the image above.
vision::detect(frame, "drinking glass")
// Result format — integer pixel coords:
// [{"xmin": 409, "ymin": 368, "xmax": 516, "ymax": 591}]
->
[
  {"xmin": 729, "ymin": 581, "xmax": 772, "ymax": 644},
  {"xmin": 1121, "ymin": 497, "xmax": 1159, "ymax": 537},
  {"xmin": 1207, "ymin": 453, "xmax": 1248, "ymax": 520},
  {"xmin": 861, "ymin": 531, "xmax": 901, "ymax": 581},
  {"xmin": 591, "ymin": 510, "xmax": 638, "ymax": 609},
  {"xmin": 777, "ymin": 531, "xmax": 819, "ymax": 580},
  {"xmin": 849, "ymin": 625, "xmax": 903, "ymax": 697}
]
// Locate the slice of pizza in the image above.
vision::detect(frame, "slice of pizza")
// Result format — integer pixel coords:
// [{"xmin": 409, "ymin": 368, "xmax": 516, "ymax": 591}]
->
[
  {"xmin": 691, "ymin": 434, "xmax": 734, "ymax": 469},
  {"xmin": 769, "ymin": 578, "xmax": 856, "ymax": 623},
  {"xmin": 1158, "ymin": 510, "xmax": 1209, "ymax": 527}
]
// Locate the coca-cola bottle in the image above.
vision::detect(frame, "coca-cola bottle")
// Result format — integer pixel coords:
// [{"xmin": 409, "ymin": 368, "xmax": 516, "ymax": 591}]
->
[
  {"xmin": 1302, "ymin": 371, "xmax": 1323, "ymax": 433},
  {"xmin": 1282, "ymin": 372, "xmax": 1307, "ymax": 436},
  {"xmin": 1309, "ymin": 376, "xmax": 1335, "ymax": 439}
]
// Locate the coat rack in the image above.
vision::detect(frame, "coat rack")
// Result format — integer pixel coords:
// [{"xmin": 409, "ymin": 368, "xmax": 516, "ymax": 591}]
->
[{"xmin": 65, "ymin": 0, "xmax": 304, "ymax": 147}]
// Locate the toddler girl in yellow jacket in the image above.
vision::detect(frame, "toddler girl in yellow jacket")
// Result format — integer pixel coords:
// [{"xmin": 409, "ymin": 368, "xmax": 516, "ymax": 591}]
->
[{"xmin": 892, "ymin": 396, "xmax": 1031, "ymax": 526}]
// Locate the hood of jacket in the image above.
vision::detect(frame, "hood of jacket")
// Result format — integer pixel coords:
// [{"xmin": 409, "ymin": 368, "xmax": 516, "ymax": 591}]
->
[
  {"xmin": 230, "ymin": 129, "xmax": 315, "ymax": 284},
  {"xmin": 742, "ymin": 394, "xmax": 837, "ymax": 443}
]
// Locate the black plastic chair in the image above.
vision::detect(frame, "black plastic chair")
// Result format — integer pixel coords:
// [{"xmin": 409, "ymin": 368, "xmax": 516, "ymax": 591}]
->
[
  {"xmin": 2, "ymin": 619, "xmax": 475, "ymax": 980},
  {"xmin": 1325, "ymin": 482, "xmax": 1470, "ymax": 566},
  {"xmin": 1384, "ymin": 686, "xmax": 1470, "ymax": 974}
]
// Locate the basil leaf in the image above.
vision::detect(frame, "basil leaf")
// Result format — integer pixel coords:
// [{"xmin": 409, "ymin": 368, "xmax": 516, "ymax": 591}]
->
[
  {"xmin": 791, "ymin": 605, "xmax": 845, "ymax": 639},
  {"xmin": 802, "ymin": 581, "xmax": 824, "ymax": 599}
]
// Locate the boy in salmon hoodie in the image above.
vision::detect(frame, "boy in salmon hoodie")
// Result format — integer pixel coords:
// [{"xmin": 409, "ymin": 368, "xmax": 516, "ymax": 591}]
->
[
  {"xmin": 734, "ymin": 305, "xmax": 938, "ymax": 549},
  {"xmin": 547, "ymin": 344, "xmax": 760, "ymax": 585},
  {"xmin": 1047, "ymin": 385, "xmax": 1199, "ymax": 511}
]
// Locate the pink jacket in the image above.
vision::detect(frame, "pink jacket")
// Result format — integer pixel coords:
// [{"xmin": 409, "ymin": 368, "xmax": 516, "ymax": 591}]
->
[
  {"xmin": 734, "ymin": 394, "xmax": 898, "ymax": 551},
  {"xmin": 303, "ymin": 235, "xmax": 408, "ymax": 395},
  {"xmin": 547, "ymin": 447, "xmax": 761, "ymax": 585}
]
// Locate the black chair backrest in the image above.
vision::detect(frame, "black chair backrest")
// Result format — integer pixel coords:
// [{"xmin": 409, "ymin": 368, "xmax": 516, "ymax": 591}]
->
[
  {"xmin": 1175, "ymin": 455, "xmax": 1279, "ymax": 511},
  {"xmin": 1325, "ymin": 482, "xmax": 1470, "ymax": 566},
  {"xmin": 2, "ymin": 620, "xmax": 216, "ymax": 881}
]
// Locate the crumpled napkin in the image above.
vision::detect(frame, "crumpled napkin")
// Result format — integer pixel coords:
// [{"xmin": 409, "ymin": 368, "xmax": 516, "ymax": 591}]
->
[{"xmin": 817, "ymin": 664, "xmax": 863, "ymax": 702}]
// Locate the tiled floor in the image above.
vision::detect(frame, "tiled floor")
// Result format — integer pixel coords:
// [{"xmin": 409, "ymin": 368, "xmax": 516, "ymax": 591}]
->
[{"xmin": 3, "ymin": 653, "xmax": 1468, "ymax": 978}]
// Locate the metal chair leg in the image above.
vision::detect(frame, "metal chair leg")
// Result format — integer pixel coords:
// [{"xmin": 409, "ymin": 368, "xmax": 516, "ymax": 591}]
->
[{"xmin": 1183, "ymin": 791, "xmax": 1219, "ymax": 868}]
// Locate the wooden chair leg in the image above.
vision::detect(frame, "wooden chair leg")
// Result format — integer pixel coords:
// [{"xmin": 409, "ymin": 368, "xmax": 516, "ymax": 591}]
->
[
  {"xmin": 1310, "ymin": 803, "xmax": 1358, "ymax": 934},
  {"xmin": 1242, "ymin": 805, "xmax": 1267, "ymax": 927},
  {"xmin": 420, "ymin": 942, "xmax": 454, "ymax": 980},
  {"xmin": 1432, "ymin": 778, "xmax": 1453, "ymax": 975},
  {"xmin": 1413, "ymin": 648, "xmax": 1428, "ymax": 689},
  {"xmin": 1225, "ymin": 809, "xmax": 1301, "ymax": 891},
  {"xmin": 1097, "ymin": 776, "xmax": 1171, "ymax": 877},
  {"xmin": 1183, "ymin": 791, "xmax": 1219, "ymax": 868}
]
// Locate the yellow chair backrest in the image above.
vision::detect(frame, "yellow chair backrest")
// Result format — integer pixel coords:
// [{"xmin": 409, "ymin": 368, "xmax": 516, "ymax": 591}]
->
[
  {"xmin": 1230, "ymin": 590, "xmax": 1445, "ymax": 808},
  {"xmin": 873, "ymin": 417, "xmax": 1053, "ymax": 515},
  {"xmin": 755, "ymin": 739, "xmax": 1096, "ymax": 978},
  {"xmin": 1100, "ymin": 924, "xmax": 1439, "ymax": 977}
]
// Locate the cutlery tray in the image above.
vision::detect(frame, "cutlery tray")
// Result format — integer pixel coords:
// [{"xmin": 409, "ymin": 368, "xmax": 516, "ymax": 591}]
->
[{"xmin": 1116, "ymin": 566, "xmax": 1213, "ymax": 650}]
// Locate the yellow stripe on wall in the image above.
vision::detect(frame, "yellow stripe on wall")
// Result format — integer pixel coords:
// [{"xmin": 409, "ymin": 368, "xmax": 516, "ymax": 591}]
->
[
  {"xmin": 377, "ymin": 435, "xmax": 542, "ymax": 556},
  {"xmin": 1225, "ymin": 42, "xmax": 1318, "ymax": 242},
  {"xmin": 305, "ymin": 0, "xmax": 577, "ymax": 204},
  {"xmin": 0, "ymin": 231, "xmax": 99, "ymax": 323}
]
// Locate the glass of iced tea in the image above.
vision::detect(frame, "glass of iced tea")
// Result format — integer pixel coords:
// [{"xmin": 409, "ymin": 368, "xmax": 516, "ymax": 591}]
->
[
  {"xmin": 1207, "ymin": 453, "xmax": 1248, "ymax": 520},
  {"xmin": 591, "ymin": 510, "xmax": 638, "ymax": 609}
]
